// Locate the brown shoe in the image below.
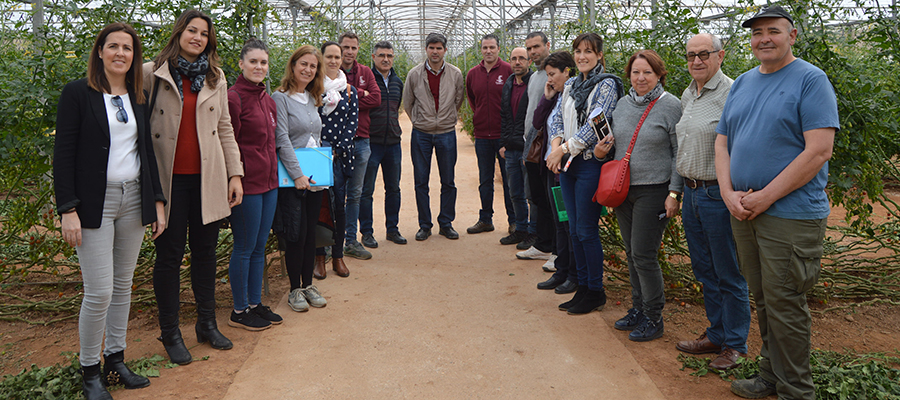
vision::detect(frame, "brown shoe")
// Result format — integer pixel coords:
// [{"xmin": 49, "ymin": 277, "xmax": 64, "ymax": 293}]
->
[
  {"xmin": 675, "ymin": 332, "xmax": 721, "ymax": 354},
  {"xmin": 332, "ymin": 257, "xmax": 350, "ymax": 277},
  {"xmin": 314, "ymin": 255, "xmax": 326, "ymax": 280},
  {"xmin": 709, "ymin": 348, "xmax": 747, "ymax": 371}
]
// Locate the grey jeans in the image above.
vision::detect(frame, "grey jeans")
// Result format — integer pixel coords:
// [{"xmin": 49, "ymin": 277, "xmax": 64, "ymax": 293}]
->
[
  {"xmin": 76, "ymin": 180, "xmax": 145, "ymax": 366},
  {"xmin": 616, "ymin": 183, "xmax": 670, "ymax": 321}
]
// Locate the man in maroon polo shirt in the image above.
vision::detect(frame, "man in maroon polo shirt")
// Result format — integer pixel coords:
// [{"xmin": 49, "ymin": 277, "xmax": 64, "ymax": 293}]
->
[
  {"xmin": 465, "ymin": 34, "xmax": 515, "ymax": 239},
  {"xmin": 338, "ymin": 32, "xmax": 382, "ymax": 260}
]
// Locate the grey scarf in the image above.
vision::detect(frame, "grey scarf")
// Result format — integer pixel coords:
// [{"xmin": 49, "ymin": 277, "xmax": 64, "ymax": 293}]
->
[
  {"xmin": 170, "ymin": 53, "xmax": 210, "ymax": 99},
  {"xmin": 628, "ymin": 82, "xmax": 665, "ymax": 104}
]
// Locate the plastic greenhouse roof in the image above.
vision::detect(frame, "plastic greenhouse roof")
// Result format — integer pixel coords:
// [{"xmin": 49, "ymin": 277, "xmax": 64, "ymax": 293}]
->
[{"xmin": 261, "ymin": 0, "xmax": 881, "ymax": 61}]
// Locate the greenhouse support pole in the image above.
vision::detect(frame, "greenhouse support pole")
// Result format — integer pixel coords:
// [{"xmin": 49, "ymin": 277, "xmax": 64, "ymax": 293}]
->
[
  {"xmin": 589, "ymin": 0, "xmax": 596, "ymax": 28},
  {"xmin": 291, "ymin": 6, "xmax": 298, "ymax": 44},
  {"xmin": 550, "ymin": 2, "xmax": 556, "ymax": 50},
  {"xmin": 501, "ymin": 0, "xmax": 507, "ymax": 52},
  {"xmin": 463, "ymin": 13, "xmax": 468, "ymax": 67},
  {"xmin": 33, "ymin": 0, "xmax": 44, "ymax": 54},
  {"xmin": 419, "ymin": 0, "xmax": 425, "ymax": 55},
  {"xmin": 473, "ymin": 0, "xmax": 478, "ymax": 44},
  {"xmin": 369, "ymin": 0, "xmax": 374, "ymax": 50}
]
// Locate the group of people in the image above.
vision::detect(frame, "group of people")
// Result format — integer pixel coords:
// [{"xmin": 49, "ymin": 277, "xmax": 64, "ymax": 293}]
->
[
  {"xmin": 52, "ymin": 9, "xmax": 407, "ymax": 400},
  {"xmin": 460, "ymin": 5, "xmax": 836, "ymax": 400},
  {"xmin": 54, "ymin": 5, "xmax": 836, "ymax": 400}
]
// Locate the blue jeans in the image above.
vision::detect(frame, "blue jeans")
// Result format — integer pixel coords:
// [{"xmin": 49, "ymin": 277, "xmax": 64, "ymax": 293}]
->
[
  {"xmin": 328, "ymin": 155, "xmax": 352, "ymax": 258},
  {"xmin": 410, "ymin": 129, "xmax": 457, "ymax": 229},
  {"xmin": 683, "ymin": 184, "xmax": 750, "ymax": 353},
  {"xmin": 474, "ymin": 138, "xmax": 513, "ymax": 225},
  {"xmin": 229, "ymin": 189, "xmax": 277, "ymax": 311},
  {"xmin": 360, "ymin": 142, "xmax": 402, "ymax": 235},
  {"xmin": 344, "ymin": 138, "xmax": 370, "ymax": 242},
  {"xmin": 558, "ymin": 156, "xmax": 605, "ymax": 291},
  {"xmin": 504, "ymin": 149, "xmax": 528, "ymax": 233}
]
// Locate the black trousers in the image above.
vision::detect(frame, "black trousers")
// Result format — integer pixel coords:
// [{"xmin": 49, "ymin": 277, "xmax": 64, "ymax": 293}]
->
[
  {"xmin": 524, "ymin": 161, "xmax": 555, "ymax": 253},
  {"xmin": 153, "ymin": 174, "xmax": 222, "ymax": 333},
  {"xmin": 282, "ymin": 189, "xmax": 325, "ymax": 290},
  {"xmin": 545, "ymin": 170, "xmax": 576, "ymax": 280}
]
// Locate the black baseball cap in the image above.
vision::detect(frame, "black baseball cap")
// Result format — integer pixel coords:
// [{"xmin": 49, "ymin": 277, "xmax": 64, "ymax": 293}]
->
[{"xmin": 742, "ymin": 5, "xmax": 794, "ymax": 28}]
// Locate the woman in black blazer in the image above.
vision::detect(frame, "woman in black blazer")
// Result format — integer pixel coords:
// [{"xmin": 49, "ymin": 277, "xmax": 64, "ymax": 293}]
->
[{"xmin": 53, "ymin": 23, "xmax": 166, "ymax": 400}]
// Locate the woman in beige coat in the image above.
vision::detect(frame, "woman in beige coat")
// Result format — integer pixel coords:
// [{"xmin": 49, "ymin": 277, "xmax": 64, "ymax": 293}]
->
[{"xmin": 143, "ymin": 9, "xmax": 244, "ymax": 365}]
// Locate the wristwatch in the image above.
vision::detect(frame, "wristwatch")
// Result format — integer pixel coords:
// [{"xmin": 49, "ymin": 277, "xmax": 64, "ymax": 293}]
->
[{"xmin": 669, "ymin": 192, "xmax": 681, "ymax": 201}]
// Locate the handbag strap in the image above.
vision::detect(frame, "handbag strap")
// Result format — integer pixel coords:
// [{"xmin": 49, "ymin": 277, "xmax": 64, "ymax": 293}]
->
[{"xmin": 622, "ymin": 95, "xmax": 661, "ymax": 162}]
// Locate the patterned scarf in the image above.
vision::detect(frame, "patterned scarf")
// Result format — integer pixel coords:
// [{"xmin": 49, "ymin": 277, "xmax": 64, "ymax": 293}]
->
[
  {"xmin": 628, "ymin": 82, "xmax": 665, "ymax": 104},
  {"xmin": 170, "ymin": 53, "xmax": 210, "ymax": 99}
]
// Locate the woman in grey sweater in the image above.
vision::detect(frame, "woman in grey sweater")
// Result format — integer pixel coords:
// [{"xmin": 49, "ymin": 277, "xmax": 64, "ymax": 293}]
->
[
  {"xmin": 602, "ymin": 50, "xmax": 682, "ymax": 342},
  {"xmin": 272, "ymin": 45, "xmax": 328, "ymax": 313}
]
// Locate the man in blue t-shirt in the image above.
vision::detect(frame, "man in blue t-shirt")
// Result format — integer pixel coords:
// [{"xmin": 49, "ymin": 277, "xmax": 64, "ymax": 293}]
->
[{"xmin": 715, "ymin": 6, "xmax": 839, "ymax": 400}]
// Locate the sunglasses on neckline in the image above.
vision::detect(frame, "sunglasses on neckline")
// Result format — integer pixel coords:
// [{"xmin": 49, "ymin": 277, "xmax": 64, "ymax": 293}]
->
[{"xmin": 111, "ymin": 95, "xmax": 128, "ymax": 124}]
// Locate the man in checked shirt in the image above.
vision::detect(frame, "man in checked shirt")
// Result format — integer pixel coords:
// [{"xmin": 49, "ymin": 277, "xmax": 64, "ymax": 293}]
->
[{"xmin": 673, "ymin": 33, "xmax": 751, "ymax": 373}]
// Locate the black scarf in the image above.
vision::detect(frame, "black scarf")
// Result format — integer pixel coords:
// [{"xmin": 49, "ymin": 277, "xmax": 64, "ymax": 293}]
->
[{"xmin": 170, "ymin": 53, "xmax": 209, "ymax": 99}]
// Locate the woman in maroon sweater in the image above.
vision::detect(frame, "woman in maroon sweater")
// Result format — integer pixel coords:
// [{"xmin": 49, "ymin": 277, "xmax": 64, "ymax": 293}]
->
[{"xmin": 226, "ymin": 38, "xmax": 281, "ymax": 331}]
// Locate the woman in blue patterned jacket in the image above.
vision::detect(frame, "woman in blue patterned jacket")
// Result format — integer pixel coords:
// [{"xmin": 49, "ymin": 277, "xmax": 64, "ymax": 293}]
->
[{"xmin": 546, "ymin": 32, "xmax": 623, "ymax": 316}]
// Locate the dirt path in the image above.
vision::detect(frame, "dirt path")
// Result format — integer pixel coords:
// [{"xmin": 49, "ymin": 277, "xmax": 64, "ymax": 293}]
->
[{"xmin": 123, "ymin": 113, "xmax": 676, "ymax": 399}]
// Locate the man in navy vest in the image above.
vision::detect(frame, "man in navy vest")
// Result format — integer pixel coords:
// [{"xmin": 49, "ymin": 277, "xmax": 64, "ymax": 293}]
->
[{"xmin": 360, "ymin": 41, "xmax": 406, "ymax": 246}]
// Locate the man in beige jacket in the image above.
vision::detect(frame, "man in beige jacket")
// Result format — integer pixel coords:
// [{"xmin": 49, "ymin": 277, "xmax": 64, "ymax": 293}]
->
[{"xmin": 403, "ymin": 32, "xmax": 465, "ymax": 241}]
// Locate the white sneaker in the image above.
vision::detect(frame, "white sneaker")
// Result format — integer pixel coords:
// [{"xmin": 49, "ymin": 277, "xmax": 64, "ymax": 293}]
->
[
  {"xmin": 301, "ymin": 285, "xmax": 327, "ymax": 308},
  {"xmin": 542, "ymin": 255, "xmax": 558, "ymax": 272},
  {"xmin": 288, "ymin": 288, "xmax": 309, "ymax": 312},
  {"xmin": 517, "ymin": 246, "xmax": 552, "ymax": 260}
]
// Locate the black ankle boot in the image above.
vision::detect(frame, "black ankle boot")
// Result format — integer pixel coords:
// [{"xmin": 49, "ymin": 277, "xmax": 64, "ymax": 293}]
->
[
  {"xmin": 566, "ymin": 288, "xmax": 607, "ymax": 314},
  {"xmin": 158, "ymin": 328, "xmax": 192, "ymax": 365},
  {"xmin": 196, "ymin": 301, "xmax": 233, "ymax": 350},
  {"xmin": 81, "ymin": 363, "xmax": 113, "ymax": 400},
  {"xmin": 558, "ymin": 285, "xmax": 588, "ymax": 311},
  {"xmin": 103, "ymin": 350, "xmax": 150, "ymax": 389}
]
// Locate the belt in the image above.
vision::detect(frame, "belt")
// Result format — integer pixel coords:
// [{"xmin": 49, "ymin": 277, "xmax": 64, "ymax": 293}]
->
[{"xmin": 683, "ymin": 178, "xmax": 718, "ymax": 189}]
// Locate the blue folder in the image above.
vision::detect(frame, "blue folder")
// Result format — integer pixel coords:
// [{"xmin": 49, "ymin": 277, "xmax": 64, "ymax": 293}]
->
[{"xmin": 277, "ymin": 146, "xmax": 333, "ymax": 188}]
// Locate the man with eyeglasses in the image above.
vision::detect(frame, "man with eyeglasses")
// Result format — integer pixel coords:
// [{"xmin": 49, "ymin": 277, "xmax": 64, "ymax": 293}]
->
[
  {"xmin": 360, "ymin": 41, "xmax": 407, "ymax": 246},
  {"xmin": 498, "ymin": 47, "xmax": 533, "ymax": 251},
  {"xmin": 673, "ymin": 33, "xmax": 751, "ymax": 374},
  {"xmin": 716, "ymin": 6, "xmax": 839, "ymax": 399}
]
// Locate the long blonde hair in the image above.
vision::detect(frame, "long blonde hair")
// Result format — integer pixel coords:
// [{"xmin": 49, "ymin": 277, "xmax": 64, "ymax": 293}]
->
[{"xmin": 277, "ymin": 45, "xmax": 324, "ymax": 107}]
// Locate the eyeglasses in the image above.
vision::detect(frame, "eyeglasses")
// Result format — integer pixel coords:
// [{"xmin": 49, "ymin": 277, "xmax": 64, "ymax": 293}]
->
[
  {"xmin": 686, "ymin": 50, "xmax": 715, "ymax": 62},
  {"xmin": 112, "ymin": 96, "xmax": 128, "ymax": 124},
  {"xmin": 111, "ymin": 95, "xmax": 128, "ymax": 123}
]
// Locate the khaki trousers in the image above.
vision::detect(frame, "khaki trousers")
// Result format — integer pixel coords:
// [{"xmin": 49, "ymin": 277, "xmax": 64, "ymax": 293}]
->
[{"xmin": 731, "ymin": 213, "xmax": 826, "ymax": 400}]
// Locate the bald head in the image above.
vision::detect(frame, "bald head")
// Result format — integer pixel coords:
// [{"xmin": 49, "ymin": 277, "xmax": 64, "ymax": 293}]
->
[{"xmin": 510, "ymin": 47, "xmax": 531, "ymax": 79}]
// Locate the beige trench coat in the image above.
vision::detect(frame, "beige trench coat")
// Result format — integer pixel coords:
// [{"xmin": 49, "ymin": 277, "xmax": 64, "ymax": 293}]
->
[{"xmin": 142, "ymin": 61, "xmax": 244, "ymax": 225}]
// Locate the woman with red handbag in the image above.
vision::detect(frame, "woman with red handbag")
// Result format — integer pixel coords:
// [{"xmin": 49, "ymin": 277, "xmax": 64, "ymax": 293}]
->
[
  {"xmin": 545, "ymin": 33, "xmax": 623, "ymax": 315},
  {"xmin": 603, "ymin": 50, "xmax": 683, "ymax": 342}
]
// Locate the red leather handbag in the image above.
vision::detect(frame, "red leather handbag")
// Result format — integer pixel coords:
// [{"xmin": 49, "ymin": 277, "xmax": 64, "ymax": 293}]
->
[{"xmin": 592, "ymin": 97, "xmax": 659, "ymax": 207}]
